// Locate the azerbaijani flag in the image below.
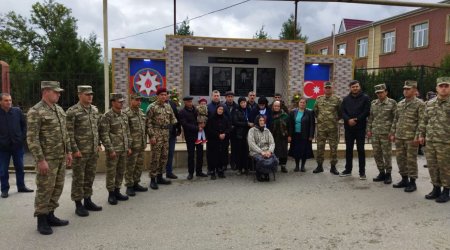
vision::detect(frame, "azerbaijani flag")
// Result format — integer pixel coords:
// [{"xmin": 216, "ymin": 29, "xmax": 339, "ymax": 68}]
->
[{"xmin": 304, "ymin": 64, "xmax": 330, "ymax": 109}]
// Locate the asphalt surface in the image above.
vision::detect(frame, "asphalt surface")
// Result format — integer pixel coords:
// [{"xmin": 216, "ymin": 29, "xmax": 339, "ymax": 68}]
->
[{"xmin": 1, "ymin": 156, "xmax": 449, "ymax": 250}]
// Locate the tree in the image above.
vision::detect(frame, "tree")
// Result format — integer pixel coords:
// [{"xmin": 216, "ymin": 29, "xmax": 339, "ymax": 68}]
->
[
  {"xmin": 254, "ymin": 25, "xmax": 270, "ymax": 39},
  {"xmin": 176, "ymin": 17, "xmax": 194, "ymax": 36},
  {"xmin": 279, "ymin": 14, "xmax": 308, "ymax": 41}
]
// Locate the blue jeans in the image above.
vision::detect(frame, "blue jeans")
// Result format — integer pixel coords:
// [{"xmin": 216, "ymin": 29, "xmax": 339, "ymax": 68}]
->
[
  {"xmin": 0, "ymin": 147, "xmax": 26, "ymax": 192},
  {"xmin": 165, "ymin": 135, "xmax": 176, "ymax": 174}
]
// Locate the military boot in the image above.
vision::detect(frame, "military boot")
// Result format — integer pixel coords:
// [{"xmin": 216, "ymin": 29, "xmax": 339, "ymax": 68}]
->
[
  {"xmin": 150, "ymin": 178, "xmax": 159, "ymax": 190},
  {"xmin": 133, "ymin": 183, "xmax": 148, "ymax": 192},
  {"xmin": 74, "ymin": 200, "xmax": 89, "ymax": 217},
  {"xmin": 404, "ymin": 178, "xmax": 417, "ymax": 192},
  {"xmin": 436, "ymin": 188, "xmax": 450, "ymax": 203},
  {"xmin": 384, "ymin": 172, "xmax": 392, "ymax": 184},
  {"xmin": 47, "ymin": 211, "xmax": 69, "ymax": 226},
  {"xmin": 108, "ymin": 191, "xmax": 117, "ymax": 205},
  {"xmin": 425, "ymin": 185, "xmax": 441, "ymax": 200},
  {"xmin": 373, "ymin": 170, "xmax": 386, "ymax": 182},
  {"xmin": 393, "ymin": 176, "xmax": 409, "ymax": 188},
  {"xmin": 313, "ymin": 164, "xmax": 323, "ymax": 174},
  {"xmin": 114, "ymin": 188, "xmax": 129, "ymax": 201},
  {"xmin": 330, "ymin": 165, "xmax": 339, "ymax": 175},
  {"xmin": 126, "ymin": 186, "xmax": 136, "ymax": 197},
  {"xmin": 84, "ymin": 197, "xmax": 102, "ymax": 211},
  {"xmin": 281, "ymin": 165, "xmax": 288, "ymax": 173},
  {"xmin": 37, "ymin": 214, "xmax": 53, "ymax": 235},
  {"xmin": 156, "ymin": 174, "xmax": 172, "ymax": 185}
]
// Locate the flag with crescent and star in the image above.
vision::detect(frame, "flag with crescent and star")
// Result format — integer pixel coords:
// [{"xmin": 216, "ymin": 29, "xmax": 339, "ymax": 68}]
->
[{"xmin": 303, "ymin": 64, "xmax": 331, "ymax": 109}]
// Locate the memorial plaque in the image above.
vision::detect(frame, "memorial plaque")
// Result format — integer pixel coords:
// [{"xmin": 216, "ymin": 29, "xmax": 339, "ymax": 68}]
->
[
  {"xmin": 212, "ymin": 67, "xmax": 232, "ymax": 95},
  {"xmin": 256, "ymin": 68, "xmax": 276, "ymax": 97},
  {"xmin": 234, "ymin": 67, "xmax": 254, "ymax": 96},
  {"xmin": 189, "ymin": 66, "xmax": 210, "ymax": 96}
]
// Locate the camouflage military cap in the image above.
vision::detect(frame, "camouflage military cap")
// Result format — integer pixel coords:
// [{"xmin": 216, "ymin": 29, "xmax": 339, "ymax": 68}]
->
[
  {"xmin": 110, "ymin": 93, "xmax": 125, "ymax": 102},
  {"xmin": 77, "ymin": 85, "xmax": 93, "ymax": 94},
  {"xmin": 41, "ymin": 81, "xmax": 64, "ymax": 92},
  {"xmin": 374, "ymin": 83, "xmax": 386, "ymax": 93},
  {"xmin": 403, "ymin": 80, "xmax": 417, "ymax": 89},
  {"xmin": 436, "ymin": 77, "xmax": 450, "ymax": 86},
  {"xmin": 324, "ymin": 81, "xmax": 333, "ymax": 88},
  {"xmin": 130, "ymin": 93, "xmax": 142, "ymax": 100}
]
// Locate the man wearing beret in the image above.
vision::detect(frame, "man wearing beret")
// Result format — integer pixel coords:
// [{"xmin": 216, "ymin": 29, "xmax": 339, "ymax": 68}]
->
[
  {"xmin": 419, "ymin": 77, "xmax": 450, "ymax": 202},
  {"xmin": 27, "ymin": 81, "xmax": 72, "ymax": 235},
  {"xmin": 66, "ymin": 85, "xmax": 103, "ymax": 217},
  {"xmin": 146, "ymin": 88, "xmax": 178, "ymax": 190}
]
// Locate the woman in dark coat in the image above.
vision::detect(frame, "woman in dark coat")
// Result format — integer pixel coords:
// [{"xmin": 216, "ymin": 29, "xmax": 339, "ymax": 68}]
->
[
  {"xmin": 269, "ymin": 100, "xmax": 290, "ymax": 173},
  {"xmin": 206, "ymin": 105, "xmax": 231, "ymax": 179},
  {"xmin": 288, "ymin": 98, "xmax": 315, "ymax": 172},
  {"xmin": 249, "ymin": 96, "xmax": 272, "ymax": 128},
  {"xmin": 231, "ymin": 97, "xmax": 251, "ymax": 175}
]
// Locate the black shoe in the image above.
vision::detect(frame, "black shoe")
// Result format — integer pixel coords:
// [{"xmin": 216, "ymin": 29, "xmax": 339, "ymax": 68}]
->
[
  {"xmin": 330, "ymin": 166, "xmax": 339, "ymax": 175},
  {"xmin": 133, "ymin": 183, "xmax": 148, "ymax": 192},
  {"xmin": 187, "ymin": 174, "xmax": 193, "ymax": 180},
  {"xmin": 300, "ymin": 166, "xmax": 306, "ymax": 172},
  {"xmin": 218, "ymin": 172, "xmax": 226, "ymax": 178},
  {"xmin": 84, "ymin": 197, "xmax": 102, "ymax": 211},
  {"xmin": 114, "ymin": 188, "xmax": 129, "ymax": 201},
  {"xmin": 150, "ymin": 178, "xmax": 159, "ymax": 190},
  {"xmin": 75, "ymin": 200, "xmax": 89, "ymax": 217},
  {"xmin": 293, "ymin": 166, "xmax": 300, "ymax": 172},
  {"xmin": 47, "ymin": 211, "xmax": 69, "ymax": 226},
  {"xmin": 404, "ymin": 179, "xmax": 417, "ymax": 192},
  {"xmin": 425, "ymin": 186, "xmax": 441, "ymax": 200},
  {"xmin": 339, "ymin": 169, "xmax": 351, "ymax": 177},
  {"xmin": 313, "ymin": 165, "xmax": 324, "ymax": 174},
  {"xmin": 18, "ymin": 186, "xmax": 34, "ymax": 193},
  {"xmin": 423, "ymin": 165, "xmax": 428, "ymax": 168},
  {"xmin": 393, "ymin": 176, "xmax": 409, "ymax": 188},
  {"xmin": 157, "ymin": 174, "xmax": 172, "ymax": 185},
  {"xmin": 436, "ymin": 188, "xmax": 450, "ymax": 203},
  {"xmin": 384, "ymin": 173, "xmax": 392, "ymax": 184},
  {"xmin": 196, "ymin": 172, "xmax": 208, "ymax": 177},
  {"xmin": 166, "ymin": 172, "xmax": 178, "ymax": 179},
  {"xmin": 108, "ymin": 191, "xmax": 117, "ymax": 205},
  {"xmin": 281, "ymin": 166, "xmax": 288, "ymax": 173},
  {"xmin": 210, "ymin": 174, "xmax": 217, "ymax": 180},
  {"xmin": 126, "ymin": 187, "xmax": 136, "ymax": 197},
  {"xmin": 373, "ymin": 171, "xmax": 386, "ymax": 182},
  {"xmin": 1, "ymin": 191, "xmax": 8, "ymax": 198},
  {"xmin": 37, "ymin": 214, "xmax": 53, "ymax": 235}
]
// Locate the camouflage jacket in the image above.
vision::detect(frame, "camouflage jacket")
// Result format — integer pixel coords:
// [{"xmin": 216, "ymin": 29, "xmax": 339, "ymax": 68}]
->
[
  {"xmin": 26, "ymin": 100, "xmax": 70, "ymax": 161},
  {"xmin": 390, "ymin": 97, "xmax": 424, "ymax": 140},
  {"xmin": 367, "ymin": 97, "xmax": 397, "ymax": 135},
  {"xmin": 419, "ymin": 96, "xmax": 450, "ymax": 143},
  {"xmin": 146, "ymin": 101, "xmax": 177, "ymax": 139},
  {"xmin": 66, "ymin": 102, "xmax": 100, "ymax": 154},
  {"xmin": 99, "ymin": 109, "xmax": 131, "ymax": 153},
  {"xmin": 313, "ymin": 95, "xmax": 342, "ymax": 131},
  {"xmin": 124, "ymin": 107, "xmax": 147, "ymax": 150}
]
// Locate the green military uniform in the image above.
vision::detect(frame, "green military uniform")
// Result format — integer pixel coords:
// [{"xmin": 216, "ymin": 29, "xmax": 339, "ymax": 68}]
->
[
  {"xmin": 420, "ymin": 77, "xmax": 450, "ymax": 202},
  {"xmin": 27, "ymin": 81, "xmax": 70, "ymax": 217},
  {"xmin": 99, "ymin": 94, "xmax": 131, "ymax": 192},
  {"xmin": 313, "ymin": 81, "xmax": 342, "ymax": 170},
  {"xmin": 124, "ymin": 94, "xmax": 147, "ymax": 189},
  {"xmin": 66, "ymin": 86, "xmax": 101, "ymax": 202},
  {"xmin": 367, "ymin": 84, "xmax": 397, "ymax": 176}
]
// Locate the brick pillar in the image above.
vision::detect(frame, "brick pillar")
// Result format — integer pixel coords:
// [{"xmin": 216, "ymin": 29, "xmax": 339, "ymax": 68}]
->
[{"xmin": 0, "ymin": 61, "xmax": 10, "ymax": 93}]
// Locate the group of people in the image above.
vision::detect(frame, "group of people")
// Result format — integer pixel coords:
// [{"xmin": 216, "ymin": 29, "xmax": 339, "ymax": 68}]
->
[{"xmin": 0, "ymin": 76, "xmax": 449, "ymax": 236}]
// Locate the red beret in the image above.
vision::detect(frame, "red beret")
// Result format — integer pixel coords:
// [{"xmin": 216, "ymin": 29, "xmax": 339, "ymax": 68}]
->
[{"xmin": 156, "ymin": 87, "xmax": 167, "ymax": 95}]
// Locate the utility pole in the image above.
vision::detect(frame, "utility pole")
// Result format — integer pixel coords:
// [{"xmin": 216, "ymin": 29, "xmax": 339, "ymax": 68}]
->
[
  {"xmin": 294, "ymin": 0, "xmax": 298, "ymax": 39},
  {"xmin": 103, "ymin": 0, "xmax": 109, "ymax": 111},
  {"xmin": 174, "ymin": 0, "xmax": 177, "ymax": 34}
]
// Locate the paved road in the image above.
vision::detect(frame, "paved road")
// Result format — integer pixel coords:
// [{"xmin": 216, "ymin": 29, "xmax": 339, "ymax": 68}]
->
[{"xmin": 1, "ymin": 156, "xmax": 449, "ymax": 250}]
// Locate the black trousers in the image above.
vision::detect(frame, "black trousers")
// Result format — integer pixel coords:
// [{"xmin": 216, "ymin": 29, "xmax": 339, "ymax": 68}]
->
[
  {"xmin": 186, "ymin": 139, "xmax": 204, "ymax": 175},
  {"xmin": 344, "ymin": 128, "xmax": 366, "ymax": 175},
  {"xmin": 207, "ymin": 141, "xmax": 227, "ymax": 174},
  {"xmin": 233, "ymin": 138, "xmax": 248, "ymax": 172}
]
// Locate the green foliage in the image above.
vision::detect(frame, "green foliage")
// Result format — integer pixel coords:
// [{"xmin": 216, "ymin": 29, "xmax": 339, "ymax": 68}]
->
[
  {"xmin": 254, "ymin": 25, "xmax": 270, "ymax": 40},
  {"xmin": 176, "ymin": 17, "xmax": 194, "ymax": 36},
  {"xmin": 279, "ymin": 14, "xmax": 308, "ymax": 41}
]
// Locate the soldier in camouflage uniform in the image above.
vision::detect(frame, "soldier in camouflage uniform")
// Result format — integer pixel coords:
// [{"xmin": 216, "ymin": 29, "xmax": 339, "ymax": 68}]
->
[
  {"xmin": 419, "ymin": 77, "xmax": 450, "ymax": 203},
  {"xmin": 99, "ymin": 93, "xmax": 131, "ymax": 205},
  {"xmin": 367, "ymin": 84, "xmax": 397, "ymax": 185},
  {"xmin": 146, "ymin": 88, "xmax": 178, "ymax": 190},
  {"xmin": 124, "ymin": 94, "xmax": 148, "ymax": 197},
  {"xmin": 27, "ymin": 81, "xmax": 72, "ymax": 235},
  {"xmin": 313, "ymin": 81, "xmax": 341, "ymax": 175},
  {"xmin": 390, "ymin": 80, "xmax": 425, "ymax": 193},
  {"xmin": 66, "ymin": 85, "xmax": 102, "ymax": 217}
]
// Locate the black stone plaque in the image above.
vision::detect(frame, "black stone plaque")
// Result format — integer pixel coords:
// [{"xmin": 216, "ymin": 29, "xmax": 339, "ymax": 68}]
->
[{"xmin": 189, "ymin": 66, "xmax": 210, "ymax": 96}]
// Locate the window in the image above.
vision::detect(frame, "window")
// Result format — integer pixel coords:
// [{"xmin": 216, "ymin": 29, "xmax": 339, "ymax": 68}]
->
[
  {"xmin": 382, "ymin": 31, "xmax": 396, "ymax": 53},
  {"xmin": 357, "ymin": 38, "xmax": 368, "ymax": 58},
  {"xmin": 411, "ymin": 22, "xmax": 428, "ymax": 48},
  {"xmin": 337, "ymin": 43, "xmax": 346, "ymax": 55},
  {"xmin": 320, "ymin": 48, "xmax": 328, "ymax": 55}
]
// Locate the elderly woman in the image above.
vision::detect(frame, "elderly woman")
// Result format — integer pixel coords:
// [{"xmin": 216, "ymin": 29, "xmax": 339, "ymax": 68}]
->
[
  {"xmin": 269, "ymin": 100, "xmax": 289, "ymax": 173},
  {"xmin": 248, "ymin": 115, "xmax": 278, "ymax": 182},
  {"xmin": 288, "ymin": 98, "xmax": 315, "ymax": 172},
  {"xmin": 232, "ymin": 97, "xmax": 251, "ymax": 175}
]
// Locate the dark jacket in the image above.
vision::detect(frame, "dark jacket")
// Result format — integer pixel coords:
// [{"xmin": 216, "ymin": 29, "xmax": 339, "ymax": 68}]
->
[
  {"xmin": 0, "ymin": 107, "xmax": 27, "ymax": 151},
  {"xmin": 231, "ymin": 107, "xmax": 250, "ymax": 140},
  {"xmin": 167, "ymin": 100, "xmax": 182, "ymax": 137},
  {"xmin": 224, "ymin": 101, "xmax": 239, "ymax": 119},
  {"xmin": 341, "ymin": 92, "xmax": 371, "ymax": 130},
  {"xmin": 178, "ymin": 106, "xmax": 199, "ymax": 141},
  {"xmin": 249, "ymin": 106, "xmax": 272, "ymax": 128},
  {"xmin": 288, "ymin": 108, "xmax": 315, "ymax": 140},
  {"xmin": 206, "ymin": 112, "xmax": 231, "ymax": 143}
]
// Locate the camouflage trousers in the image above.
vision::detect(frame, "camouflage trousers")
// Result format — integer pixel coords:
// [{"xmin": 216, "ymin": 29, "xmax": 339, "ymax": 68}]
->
[
  {"xmin": 316, "ymin": 128, "xmax": 339, "ymax": 166},
  {"xmin": 106, "ymin": 151, "xmax": 127, "ymax": 191},
  {"xmin": 426, "ymin": 141, "xmax": 450, "ymax": 188},
  {"xmin": 34, "ymin": 158, "xmax": 65, "ymax": 216},
  {"xmin": 125, "ymin": 148, "xmax": 144, "ymax": 187},
  {"xmin": 371, "ymin": 134, "xmax": 392, "ymax": 173},
  {"xmin": 149, "ymin": 129, "xmax": 169, "ymax": 178},
  {"xmin": 395, "ymin": 139, "xmax": 418, "ymax": 178},
  {"xmin": 71, "ymin": 152, "xmax": 98, "ymax": 201}
]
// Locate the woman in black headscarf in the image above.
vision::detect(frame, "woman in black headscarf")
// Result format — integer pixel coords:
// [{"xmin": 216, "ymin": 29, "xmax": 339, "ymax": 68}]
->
[{"xmin": 232, "ymin": 97, "xmax": 251, "ymax": 175}]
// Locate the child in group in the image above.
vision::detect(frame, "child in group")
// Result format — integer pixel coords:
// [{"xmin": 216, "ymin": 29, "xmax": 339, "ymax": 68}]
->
[{"xmin": 196, "ymin": 98, "xmax": 208, "ymax": 144}]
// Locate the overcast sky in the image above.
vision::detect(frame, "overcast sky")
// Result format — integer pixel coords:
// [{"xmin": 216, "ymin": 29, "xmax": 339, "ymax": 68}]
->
[{"xmin": 1, "ymin": 0, "xmax": 442, "ymax": 51}]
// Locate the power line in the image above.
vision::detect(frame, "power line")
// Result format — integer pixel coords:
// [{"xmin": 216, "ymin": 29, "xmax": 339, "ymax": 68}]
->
[{"xmin": 110, "ymin": 0, "xmax": 251, "ymax": 42}]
